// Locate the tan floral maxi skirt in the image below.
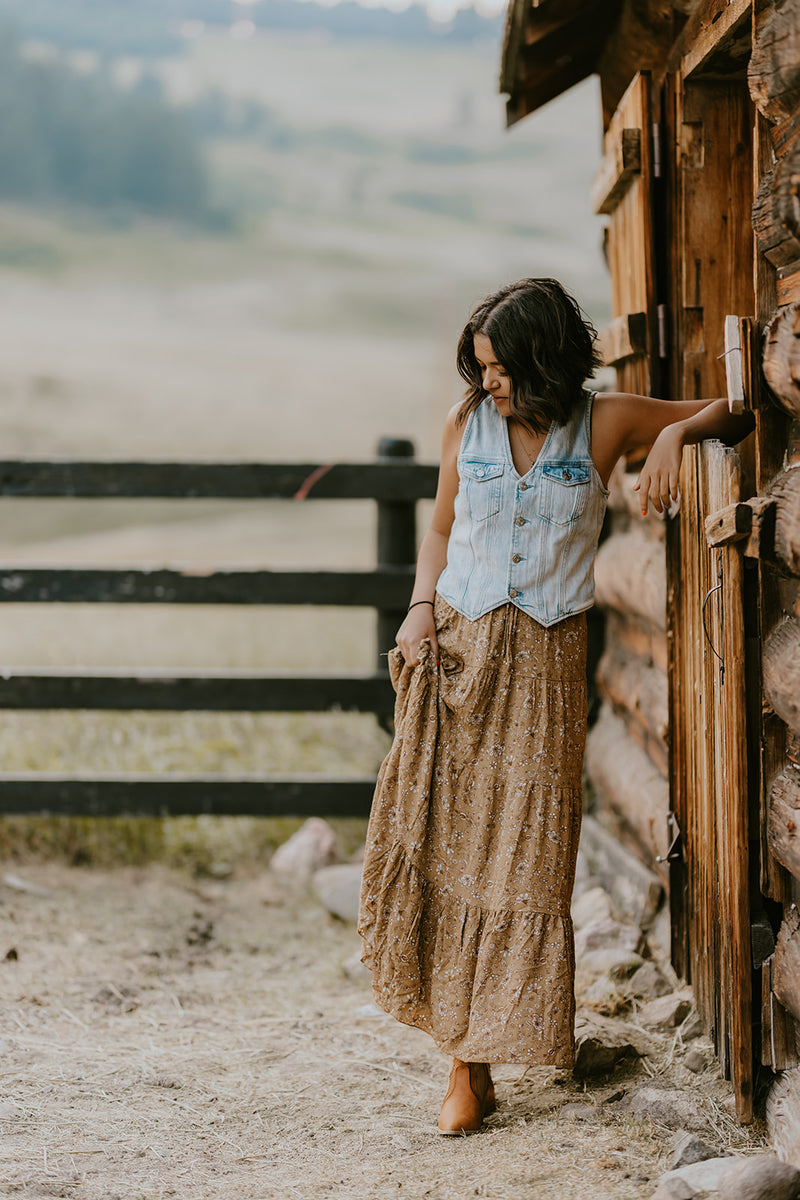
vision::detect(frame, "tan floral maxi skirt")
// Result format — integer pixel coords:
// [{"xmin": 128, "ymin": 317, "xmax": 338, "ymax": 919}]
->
[{"xmin": 357, "ymin": 595, "xmax": 587, "ymax": 1066}]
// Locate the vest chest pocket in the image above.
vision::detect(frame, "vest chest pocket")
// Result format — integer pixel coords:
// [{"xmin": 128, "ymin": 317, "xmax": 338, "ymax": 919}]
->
[
  {"xmin": 538, "ymin": 462, "xmax": 591, "ymax": 525},
  {"xmin": 460, "ymin": 459, "xmax": 504, "ymax": 522}
]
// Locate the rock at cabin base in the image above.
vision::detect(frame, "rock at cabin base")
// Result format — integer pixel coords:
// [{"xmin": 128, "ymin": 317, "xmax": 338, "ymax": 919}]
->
[
  {"xmin": 269, "ymin": 818, "xmax": 341, "ymax": 879},
  {"xmin": 573, "ymin": 1016, "xmax": 639, "ymax": 1077},
  {"xmin": 582, "ymin": 975, "xmax": 630, "ymax": 1016},
  {"xmin": 684, "ymin": 1047, "xmax": 709, "ymax": 1074},
  {"xmin": 575, "ymin": 917, "xmax": 642, "ymax": 956},
  {"xmin": 572, "ymin": 885, "xmax": 614, "ymax": 930},
  {"xmin": 624, "ymin": 1083, "xmax": 712, "ymax": 1134},
  {"xmin": 639, "ymin": 994, "xmax": 693, "ymax": 1029},
  {"xmin": 312, "ymin": 863, "xmax": 363, "ymax": 923},
  {"xmin": 717, "ymin": 1156, "xmax": 800, "ymax": 1200},
  {"xmin": 627, "ymin": 960, "xmax": 673, "ymax": 999},
  {"xmin": 671, "ymin": 1130, "xmax": 723, "ymax": 1169},
  {"xmin": 580, "ymin": 948, "xmax": 645, "ymax": 978},
  {"xmin": 652, "ymin": 1156, "xmax": 747, "ymax": 1199}
]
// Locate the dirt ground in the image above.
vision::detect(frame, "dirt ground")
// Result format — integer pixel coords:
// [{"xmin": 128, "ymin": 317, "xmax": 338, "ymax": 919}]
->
[{"xmin": 0, "ymin": 862, "xmax": 769, "ymax": 1200}]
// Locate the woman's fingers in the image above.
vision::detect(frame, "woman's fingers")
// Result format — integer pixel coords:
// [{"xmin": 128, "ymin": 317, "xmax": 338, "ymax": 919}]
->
[{"xmin": 395, "ymin": 609, "xmax": 438, "ymax": 666}]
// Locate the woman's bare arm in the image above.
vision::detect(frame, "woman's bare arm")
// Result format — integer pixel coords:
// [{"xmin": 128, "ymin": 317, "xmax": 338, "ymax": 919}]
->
[
  {"xmin": 395, "ymin": 404, "xmax": 463, "ymax": 665},
  {"xmin": 593, "ymin": 392, "xmax": 755, "ymax": 515}
]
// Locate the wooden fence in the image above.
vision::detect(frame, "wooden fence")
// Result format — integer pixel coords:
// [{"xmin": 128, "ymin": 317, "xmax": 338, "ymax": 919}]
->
[{"xmin": 0, "ymin": 439, "xmax": 437, "ymax": 819}]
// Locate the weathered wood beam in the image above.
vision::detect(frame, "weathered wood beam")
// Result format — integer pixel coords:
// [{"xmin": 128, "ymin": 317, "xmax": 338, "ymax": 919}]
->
[
  {"xmin": 595, "ymin": 528, "xmax": 666, "ymax": 630},
  {"xmin": 0, "ymin": 460, "xmax": 437, "ymax": 501},
  {"xmin": 0, "ymin": 670, "xmax": 395, "ymax": 714},
  {"xmin": 743, "ymin": 495, "xmax": 777, "ymax": 560},
  {"xmin": 0, "ymin": 774, "xmax": 377, "ymax": 818},
  {"xmin": 506, "ymin": 40, "xmax": 598, "ymax": 126},
  {"xmin": 0, "ymin": 566, "xmax": 415, "ymax": 607},
  {"xmin": 764, "ymin": 618, "xmax": 800, "ymax": 735},
  {"xmin": 763, "ymin": 304, "xmax": 800, "ymax": 419},
  {"xmin": 585, "ymin": 704, "xmax": 670, "ymax": 868},
  {"xmin": 705, "ymin": 501, "xmax": 752, "ymax": 546},
  {"xmin": 748, "ymin": 0, "xmax": 800, "ymax": 125},
  {"xmin": 768, "ymin": 767, "xmax": 800, "ymax": 883},
  {"xmin": 591, "ymin": 129, "xmax": 642, "ymax": 216},
  {"xmin": 753, "ymin": 145, "xmax": 800, "ymax": 270},
  {"xmin": 762, "ymin": 964, "xmax": 799, "ymax": 1071},
  {"xmin": 681, "ymin": 0, "xmax": 751, "ymax": 80},
  {"xmin": 597, "ymin": 312, "xmax": 648, "ymax": 365},
  {"xmin": 778, "ymin": 267, "xmax": 800, "ymax": 308},
  {"xmin": 723, "ymin": 314, "xmax": 754, "ymax": 413}
]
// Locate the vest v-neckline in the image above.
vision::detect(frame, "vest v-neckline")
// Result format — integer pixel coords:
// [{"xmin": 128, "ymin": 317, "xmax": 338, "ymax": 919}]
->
[{"xmin": 503, "ymin": 415, "xmax": 555, "ymax": 480}]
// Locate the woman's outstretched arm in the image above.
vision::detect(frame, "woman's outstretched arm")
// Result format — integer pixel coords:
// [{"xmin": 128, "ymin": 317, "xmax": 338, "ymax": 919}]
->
[{"xmin": 593, "ymin": 393, "xmax": 755, "ymax": 516}]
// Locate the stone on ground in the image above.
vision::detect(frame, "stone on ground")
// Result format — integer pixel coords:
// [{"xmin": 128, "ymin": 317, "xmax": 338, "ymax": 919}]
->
[
  {"xmin": 671, "ymin": 1130, "xmax": 725, "ymax": 1169},
  {"xmin": 269, "ymin": 818, "xmax": 341, "ymax": 879},
  {"xmin": 580, "ymin": 947, "xmax": 645, "ymax": 978},
  {"xmin": 572, "ymin": 885, "xmax": 614, "ymax": 930},
  {"xmin": 624, "ymin": 1082, "xmax": 712, "ymax": 1134},
  {"xmin": 582, "ymin": 975, "xmax": 631, "ymax": 1017},
  {"xmin": 652, "ymin": 1156, "xmax": 746, "ymax": 1199},
  {"xmin": 717, "ymin": 1156, "xmax": 800, "ymax": 1200},
  {"xmin": 684, "ymin": 1047, "xmax": 709, "ymax": 1073},
  {"xmin": 575, "ymin": 917, "xmax": 643, "ymax": 957},
  {"xmin": 639, "ymin": 993, "xmax": 693, "ymax": 1029},
  {"xmin": 573, "ymin": 1015, "xmax": 639, "ymax": 1078},
  {"xmin": 312, "ymin": 863, "xmax": 363, "ymax": 923},
  {"xmin": 626, "ymin": 960, "xmax": 673, "ymax": 999}
]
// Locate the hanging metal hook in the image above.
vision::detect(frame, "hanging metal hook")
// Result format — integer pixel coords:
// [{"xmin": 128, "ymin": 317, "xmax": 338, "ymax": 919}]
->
[{"xmin": 701, "ymin": 552, "xmax": 725, "ymax": 680}]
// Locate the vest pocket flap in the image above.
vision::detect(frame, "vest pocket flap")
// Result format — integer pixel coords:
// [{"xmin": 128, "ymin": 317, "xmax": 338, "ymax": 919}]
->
[
  {"xmin": 460, "ymin": 460, "xmax": 504, "ymax": 481},
  {"xmin": 541, "ymin": 463, "xmax": 590, "ymax": 486}
]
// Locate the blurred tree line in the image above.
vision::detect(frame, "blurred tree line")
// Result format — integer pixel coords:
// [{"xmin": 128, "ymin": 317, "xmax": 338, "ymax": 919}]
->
[
  {"xmin": 0, "ymin": 0, "xmax": 500, "ymax": 56},
  {"xmin": 0, "ymin": 33, "xmax": 222, "ymax": 223}
]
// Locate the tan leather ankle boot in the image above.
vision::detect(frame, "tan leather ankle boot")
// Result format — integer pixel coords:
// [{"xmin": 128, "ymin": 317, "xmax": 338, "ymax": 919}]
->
[{"xmin": 437, "ymin": 1059, "xmax": 495, "ymax": 1134}]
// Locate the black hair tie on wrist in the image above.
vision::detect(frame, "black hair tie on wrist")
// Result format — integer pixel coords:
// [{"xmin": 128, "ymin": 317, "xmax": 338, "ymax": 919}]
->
[{"xmin": 407, "ymin": 600, "xmax": 434, "ymax": 611}]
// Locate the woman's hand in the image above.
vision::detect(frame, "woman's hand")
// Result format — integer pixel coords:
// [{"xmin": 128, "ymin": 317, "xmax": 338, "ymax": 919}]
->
[
  {"xmin": 395, "ymin": 603, "xmax": 438, "ymax": 667},
  {"xmin": 633, "ymin": 424, "xmax": 684, "ymax": 516}
]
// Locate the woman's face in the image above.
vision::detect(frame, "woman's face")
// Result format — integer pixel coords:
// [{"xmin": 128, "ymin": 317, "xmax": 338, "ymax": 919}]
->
[{"xmin": 473, "ymin": 333, "xmax": 511, "ymax": 417}]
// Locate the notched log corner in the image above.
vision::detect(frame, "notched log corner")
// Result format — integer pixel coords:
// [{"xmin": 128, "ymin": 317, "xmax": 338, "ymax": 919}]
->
[
  {"xmin": 763, "ymin": 304, "xmax": 800, "ymax": 419},
  {"xmin": 748, "ymin": 0, "xmax": 800, "ymax": 126}
]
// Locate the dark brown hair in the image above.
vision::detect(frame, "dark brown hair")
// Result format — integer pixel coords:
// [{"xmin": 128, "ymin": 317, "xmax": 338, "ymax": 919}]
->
[{"xmin": 456, "ymin": 278, "xmax": 602, "ymax": 434}]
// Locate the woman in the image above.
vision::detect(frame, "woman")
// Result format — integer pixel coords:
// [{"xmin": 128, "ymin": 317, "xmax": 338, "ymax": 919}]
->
[{"xmin": 357, "ymin": 278, "xmax": 753, "ymax": 1134}]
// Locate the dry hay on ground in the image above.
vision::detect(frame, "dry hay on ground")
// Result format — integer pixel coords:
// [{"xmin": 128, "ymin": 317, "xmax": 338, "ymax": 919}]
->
[{"xmin": 1, "ymin": 864, "xmax": 765, "ymax": 1200}]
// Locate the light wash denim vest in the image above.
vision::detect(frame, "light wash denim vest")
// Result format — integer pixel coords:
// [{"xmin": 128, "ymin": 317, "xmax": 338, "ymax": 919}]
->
[{"xmin": 436, "ymin": 390, "xmax": 608, "ymax": 627}]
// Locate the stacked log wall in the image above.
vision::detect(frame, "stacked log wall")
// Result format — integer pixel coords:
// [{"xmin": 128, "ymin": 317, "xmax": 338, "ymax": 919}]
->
[
  {"xmin": 747, "ymin": 0, "xmax": 800, "ymax": 1153},
  {"xmin": 586, "ymin": 468, "xmax": 672, "ymax": 875}
]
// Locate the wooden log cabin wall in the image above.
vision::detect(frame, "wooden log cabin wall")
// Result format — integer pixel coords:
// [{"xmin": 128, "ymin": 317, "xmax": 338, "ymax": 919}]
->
[{"xmin": 502, "ymin": 0, "xmax": 800, "ymax": 1132}]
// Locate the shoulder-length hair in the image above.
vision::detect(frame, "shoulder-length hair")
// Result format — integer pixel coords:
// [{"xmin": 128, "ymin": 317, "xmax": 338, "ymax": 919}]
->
[{"xmin": 456, "ymin": 278, "xmax": 603, "ymax": 435}]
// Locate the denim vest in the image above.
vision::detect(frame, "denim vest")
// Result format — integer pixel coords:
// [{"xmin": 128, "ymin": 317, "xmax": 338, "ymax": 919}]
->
[{"xmin": 436, "ymin": 390, "xmax": 608, "ymax": 627}]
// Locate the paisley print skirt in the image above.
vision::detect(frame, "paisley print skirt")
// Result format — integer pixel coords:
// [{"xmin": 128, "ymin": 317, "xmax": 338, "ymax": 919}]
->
[{"xmin": 357, "ymin": 594, "xmax": 587, "ymax": 1066}]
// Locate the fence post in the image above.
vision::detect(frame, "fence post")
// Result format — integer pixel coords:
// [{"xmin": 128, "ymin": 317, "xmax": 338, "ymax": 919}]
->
[{"xmin": 375, "ymin": 437, "xmax": 416, "ymax": 672}]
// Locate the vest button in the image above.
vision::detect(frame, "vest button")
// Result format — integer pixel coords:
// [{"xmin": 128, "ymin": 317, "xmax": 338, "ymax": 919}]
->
[
  {"xmin": 512, "ymin": 553, "xmax": 521, "ymax": 563},
  {"xmin": 476, "ymin": 468, "xmax": 485, "ymax": 477},
  {"xmin": 515, "ymin": 516, "xmax": 525, "ymax": 526},
  {"xmin": 519, "ymin": 482, "xmax": 528, "ymax": 491},
  {"xmin": 563, "ymin": 469, "xmax": 572, "ymax": 480},
  {"xmin": 509, "ymin": 588, "xmax": 518, "ymax": 598}
]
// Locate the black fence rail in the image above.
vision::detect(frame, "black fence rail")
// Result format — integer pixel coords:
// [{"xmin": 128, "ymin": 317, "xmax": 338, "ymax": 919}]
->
[{"xmin": 0, "ymin": 437, "xmax": 437, "ymax": 819}]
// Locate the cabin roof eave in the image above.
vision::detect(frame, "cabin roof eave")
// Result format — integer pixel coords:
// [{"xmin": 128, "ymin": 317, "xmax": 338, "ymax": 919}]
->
[{"xmin": 500, "ymin": 0, "xmax": 624, "ymax": 126}]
